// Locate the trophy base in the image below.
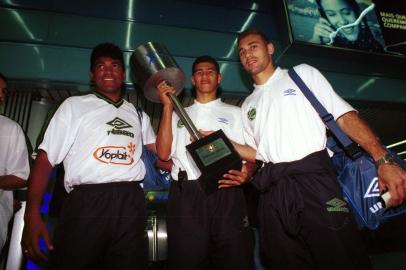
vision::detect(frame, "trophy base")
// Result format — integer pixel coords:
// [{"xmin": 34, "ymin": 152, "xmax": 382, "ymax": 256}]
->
[{"xmin": 186, "ymin": 130, "xmax": 242, "ymax": 195}]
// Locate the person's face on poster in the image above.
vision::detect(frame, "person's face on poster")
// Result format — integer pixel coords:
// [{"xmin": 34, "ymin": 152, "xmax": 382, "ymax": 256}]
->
[{"xmin": 320, "ymin": 0, "xmax": 360, "ymax": 41}]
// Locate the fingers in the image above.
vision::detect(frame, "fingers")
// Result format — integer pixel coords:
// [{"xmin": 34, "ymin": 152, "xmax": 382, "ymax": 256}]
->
[
  {"xmin": 43, "ymin": 229, "xmax": 54, "ymax": 253},
  {"xmin": 312, "ymin": 18, "xmax": 334, "ymax": 43},
  {"xmin": 156, "ymin": 81, "xmax": 176, "ymax": 105},
  {"xmin": 218, "ymin": 179, "xmax": 241, "ymax": 189},
  {"xmin": 199, "ymin": 130, "xmax": 215, "ymax": 138},
  {"xmin": 21, "ymin": 222, "xmax": 52, "ymax": 262},
  {"xmin": 218, "ymin": 169, "xmax": 249, "ymax": 189},
  {"xmin": 389, "ymin": 183, "xmax": 405, "ymax": 207}
]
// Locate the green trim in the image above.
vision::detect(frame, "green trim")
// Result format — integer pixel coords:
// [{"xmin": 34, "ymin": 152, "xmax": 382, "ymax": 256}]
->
[{"xmin": 93, "ymin": 91, "xmax": 124, "ymax": 108}]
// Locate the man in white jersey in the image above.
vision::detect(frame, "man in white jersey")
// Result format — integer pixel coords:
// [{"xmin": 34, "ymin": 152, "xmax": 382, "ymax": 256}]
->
[
  {"xmin": 234, "ymin": 29, "xmax": 406, "ymax": 270},
  {"xmin": 0, "ymin": 72, "xmax": 29, "ymax": 254},
  {"xmin": 156, "ymin": 55, "xmax": 253, "ymax": 270},
  {"xmin": 21, "ymin": 43, "xmax": 153, "ymax": 269}
]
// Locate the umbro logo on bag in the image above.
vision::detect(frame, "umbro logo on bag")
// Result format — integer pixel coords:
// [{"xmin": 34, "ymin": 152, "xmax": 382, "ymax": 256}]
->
[
  {"xmin": 326, "ymin": 198, "xmax": 349, "ymax": 212},
  {"xmin": 364, "ymin": 177, "xmax": 379, "ymax": 198}
]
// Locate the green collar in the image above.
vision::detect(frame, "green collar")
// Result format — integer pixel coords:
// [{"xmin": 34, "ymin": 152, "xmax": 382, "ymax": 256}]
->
[{"xmin": 93, "ymin": 91, "xmax": 124, "ymax": 108}]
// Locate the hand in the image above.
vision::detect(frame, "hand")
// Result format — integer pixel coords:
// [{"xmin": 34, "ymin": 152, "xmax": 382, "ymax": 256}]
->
[
  {"xmin": 199, "ymin": 130, "xmax": 214, "ymax": 138},
  {"xmin": 21, "ymin": 213, "xmax": 53, "ymax": 262},
  {"xmin": 189, "ymin": 129, "xmax": 215, "ymax": 142},
  {"xmin": 378, "ymin": 163, "xmax": 406, "ymax": 207},
  {"xmin": 156, "ymin": 81, "xmax": 176, "ymax": 108},
  {"xmin": 309, "ymin": 17, "xmax": 334, "ymax": 44},
  {"xmin": 218, "ymin": 163, "xmax": 249, "ymax": 189}
]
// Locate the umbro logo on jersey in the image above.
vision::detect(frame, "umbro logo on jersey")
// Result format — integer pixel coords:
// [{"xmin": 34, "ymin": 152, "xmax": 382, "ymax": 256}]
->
[
  {"xmin": 283, "ymin": 88, "xmax": 296, "ymax": 96},
  {"xmin": 107, "ymin": 117, "xmax": 132, "ymax": 129},
  {"xmin": 106, "ymin": 117, "xmax": 134, "ymax": 138},
  {"xmin": 364, "ymin": 177, "xmax": 380, "ymax": 198},
  {"xmin": 326, "ymin": 198, "xmax": 349, "ymax": 212},
  {"xmin": 217, "ymin": 117, "xmax": 229, "ymax": 125},
  {"xmin": 247, "ymin": 107, "xmax": 256, "ymax": 121}
]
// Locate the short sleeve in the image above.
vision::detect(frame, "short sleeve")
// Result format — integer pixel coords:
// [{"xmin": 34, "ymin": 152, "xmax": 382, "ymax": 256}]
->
[
  {"xmin": 6, "ymin": 124, "xmax": 30, "ymax": 180},
  {"xmin": 296, "ymin": 64, "xmax": 355, "ymax": 120},
  {"xmin": 38, "ymin": 100, "xmax": 76, "ymax": 166}
]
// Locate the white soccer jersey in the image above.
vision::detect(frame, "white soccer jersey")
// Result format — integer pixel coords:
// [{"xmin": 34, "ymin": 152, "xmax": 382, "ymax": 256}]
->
[
  {"xmin": 0, "ymin": 115, "xmax": 29, "ymax": 249},
  {"xmin": 170, "ymin": 98, "xmax": 245, "ymax": 180},
  {"xmin": 241, "ymin": 64, "xmax": 354, "ymax": 163},
  {"xmin": 39, "ymin": 93, "xmax": 155, "ymax": 192}
]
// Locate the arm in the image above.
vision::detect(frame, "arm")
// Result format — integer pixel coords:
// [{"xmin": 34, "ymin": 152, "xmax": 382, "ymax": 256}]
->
[
  {"xmin": 156, "ymin": 81, "xmax": 176, "ymax": 161},
  {"xmin": 232, "ymin": 142, "xmax": 257, "ymax": 163},
  {"xmin": 0, "ymin": 175, "xmax": 27, "ymax": 190},
  {"xmin": 21, "ymin": 150, "xmax": 54, "ymax": 262},
  {"xmin": 199, "ymin": 130, "xmax": 257, "ymax": 163},
  {"xmin": 145, "ymin": 143, "xmax": 173, "ymax": 171},
  {"xmin": 337, "ymin": 111, "xmax": 406, "ymax": 206}
]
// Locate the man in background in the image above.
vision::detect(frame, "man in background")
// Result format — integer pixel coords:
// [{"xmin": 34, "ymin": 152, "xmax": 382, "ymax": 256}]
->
[{"xmin": 0, "ymin": 72, "xmax": 29, "ymax": 255}]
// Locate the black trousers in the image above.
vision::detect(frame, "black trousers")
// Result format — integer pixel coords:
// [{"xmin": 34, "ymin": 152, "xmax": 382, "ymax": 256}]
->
[
  {"xmin": 166, "ymin": 180, "xmax": 253, "ymax": 270},
  {"xmin": 48, "ymin": 182, "xmax": 148, "ymax": 270},
  {"xmin": 254, "ymin": 150, "xmax": 372, "ymax": 270}
]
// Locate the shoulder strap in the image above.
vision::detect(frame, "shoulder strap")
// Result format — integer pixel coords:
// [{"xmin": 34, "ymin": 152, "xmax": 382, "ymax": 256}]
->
[
  {"xmin": 135, "ymin": 107, "xmax": 144, "ymax": 145},
  {"xmin": 288, "ymin": 68, "xmax": 360, "ymax": 158}
]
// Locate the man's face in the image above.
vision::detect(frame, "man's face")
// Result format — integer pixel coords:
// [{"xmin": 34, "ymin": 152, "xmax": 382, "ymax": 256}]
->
[
  {"xmin": 238, "ymin": 34, "xmax": 274, "ymax": 76},
  {"xmin": 0, "ymin": 78, "xmax": 7, "ymax": 105},
  {"xmin": 191, "ymin": 62, "xmax": 222, "ymax": 95},
  {"xmin": 90, "ymin": 56, "xmax": 125, "ymax": 97}
]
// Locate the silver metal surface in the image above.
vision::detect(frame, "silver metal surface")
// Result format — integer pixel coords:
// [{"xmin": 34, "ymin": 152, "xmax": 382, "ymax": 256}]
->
[
  {"xmin": 131, "ymin": 42, "xmax": 185, "ymax": 103},
  {"xmin": 147, "ymin": 215, "xmax": 167, "ymax": 262}
]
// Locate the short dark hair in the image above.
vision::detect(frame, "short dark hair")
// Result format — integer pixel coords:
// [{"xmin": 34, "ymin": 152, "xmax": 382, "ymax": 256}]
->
[
  {"xmin": 90, "ymin": 43, "xmax": 125, "ymax": 72},
  {"xmin": 237, "ymin": 29, "xmax": 270, "ymax": 46},
  {"xmin": 0, "ymin": 72, "xmax": 8, "ymax": 83},
  {"xmin": 192, "ymin": 55, "xmax": 220, "ymax": 74}
]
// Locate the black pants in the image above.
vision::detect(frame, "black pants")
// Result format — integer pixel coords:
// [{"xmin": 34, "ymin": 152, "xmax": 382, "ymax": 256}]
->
[
  {"xmin": 167, "ymin": 180, "xmax": 253, "ymax": 270},
  {"xmin": 48, "ymin": 182, "xmax": 147, "ymax": 270},
  {"xmin": 253, "ymin": 150, "xmax": 372, "ymax": 270}
]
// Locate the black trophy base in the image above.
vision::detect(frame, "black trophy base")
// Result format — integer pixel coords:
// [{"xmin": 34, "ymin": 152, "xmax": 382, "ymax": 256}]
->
[{"xmin": 186, "ymin": 130, "xmax": 242, "ymax": 195}]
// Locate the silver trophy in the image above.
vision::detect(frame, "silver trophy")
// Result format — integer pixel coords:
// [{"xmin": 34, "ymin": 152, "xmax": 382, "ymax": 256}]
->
[{"xmin": 131, "ymin": 42, "xmax": 200, "ymax": 141}]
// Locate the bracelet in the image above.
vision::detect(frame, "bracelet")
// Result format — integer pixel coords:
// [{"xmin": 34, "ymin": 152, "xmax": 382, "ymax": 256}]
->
[{"xmin": 375, "ymin": 153, "xmax": 396, "ymax": 168}]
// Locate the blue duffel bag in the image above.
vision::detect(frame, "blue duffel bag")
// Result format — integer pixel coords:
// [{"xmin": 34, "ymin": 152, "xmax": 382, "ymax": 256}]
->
[{"xmin": 289, "ymin": 68, "xmax": 406, "ymax": 230}]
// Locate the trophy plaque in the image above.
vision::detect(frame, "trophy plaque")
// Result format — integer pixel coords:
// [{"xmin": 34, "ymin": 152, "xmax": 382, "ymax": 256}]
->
[{"xmin": 131, "ymin": 42, "xmax": 242, "ymax": 194}]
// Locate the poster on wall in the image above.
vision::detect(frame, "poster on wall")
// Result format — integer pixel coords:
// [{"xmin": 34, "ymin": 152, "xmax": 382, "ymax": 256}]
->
[
  {"xmin": 286, "ymin": 0, "xmax": 404, "ymax": 55},
  {"xmin": 373, "ymin": 0, "xmax": 406, "ymax": 55}
]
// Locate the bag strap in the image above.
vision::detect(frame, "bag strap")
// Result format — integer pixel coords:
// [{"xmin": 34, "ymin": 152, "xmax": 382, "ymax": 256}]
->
[
  {"xmin": 288, "ymin": 68, "xmax": 360, "ymax": 158},
  {"xmin": 135, "ymin": 107, "xmax": 145, "ymax": 145}
]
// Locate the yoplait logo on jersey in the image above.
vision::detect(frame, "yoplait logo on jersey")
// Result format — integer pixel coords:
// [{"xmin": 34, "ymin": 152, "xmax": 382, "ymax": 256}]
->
[{"xmin": 93, "ymin": 143, "xmax": 136, "ymax": 165}]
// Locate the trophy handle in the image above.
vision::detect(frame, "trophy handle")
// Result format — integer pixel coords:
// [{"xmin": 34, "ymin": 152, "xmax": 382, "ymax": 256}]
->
[{"xmin": 167, "ymin": 93, "xmax": 201, "ymax": 141}]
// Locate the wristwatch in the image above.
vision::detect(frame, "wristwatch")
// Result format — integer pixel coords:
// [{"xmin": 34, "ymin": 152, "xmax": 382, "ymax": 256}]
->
[{"xmin": 375, "ymin": 153, "xmax": 396, "ymax": 168}]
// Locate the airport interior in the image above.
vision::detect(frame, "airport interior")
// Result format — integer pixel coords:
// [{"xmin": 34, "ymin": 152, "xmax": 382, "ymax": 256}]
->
[{"xmin": 1, "ymin": 0, "xmax": 406, "ymax": 269}]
